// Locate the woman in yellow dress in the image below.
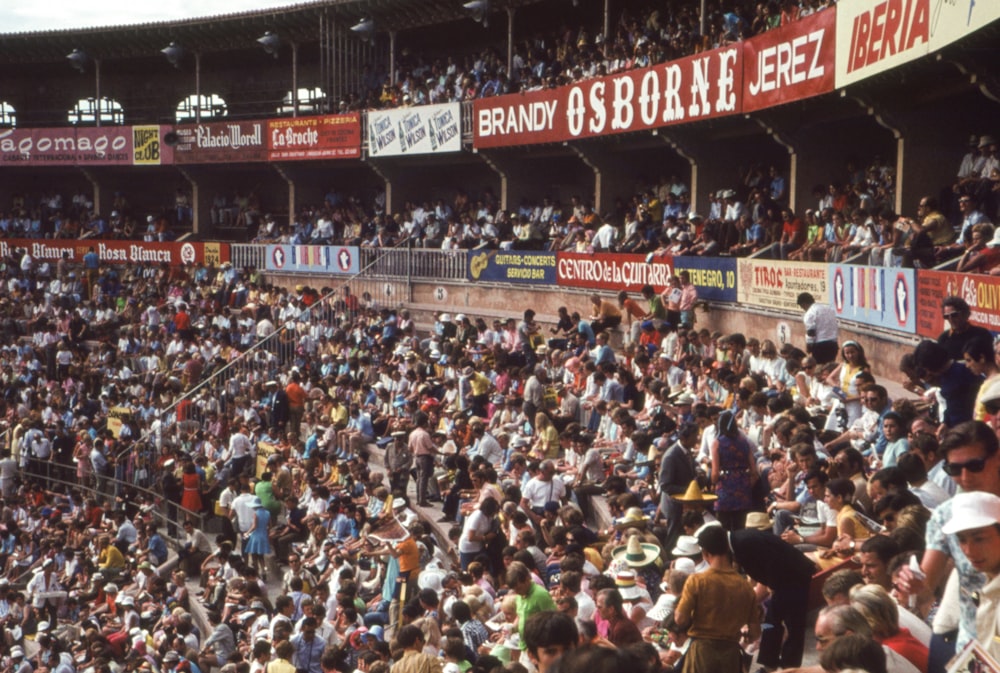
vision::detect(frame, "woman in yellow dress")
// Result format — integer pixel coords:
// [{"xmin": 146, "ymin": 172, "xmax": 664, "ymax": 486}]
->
[
  {"xmin": 814, "ymin": 477, "xmax": 875, "ymax": 569},
  {"xmin": 826, "ymin": 341, "xmax": 871, "ymax": 426}
]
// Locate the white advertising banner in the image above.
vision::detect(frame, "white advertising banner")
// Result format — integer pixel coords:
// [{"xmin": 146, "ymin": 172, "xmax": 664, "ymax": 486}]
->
[
  {"xmin": 836, "ymin": 0, "xmax": 1000, "ymax": 88},
  {"xmin": 367, "ymin": 103, "xmax": 462, "ymax": 157},
  {"xmin": 928, "ymin": 1, "xmax": 1000, "ymax": 52},
  {"xmin": 835, "ymin": 0, "xmax": 931, "ymax": 87}
]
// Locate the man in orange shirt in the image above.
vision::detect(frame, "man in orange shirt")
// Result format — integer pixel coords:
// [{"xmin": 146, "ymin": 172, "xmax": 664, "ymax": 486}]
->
[{"xmin": 286, "ymin": 371, "xmax": 307, "ymax": 439}]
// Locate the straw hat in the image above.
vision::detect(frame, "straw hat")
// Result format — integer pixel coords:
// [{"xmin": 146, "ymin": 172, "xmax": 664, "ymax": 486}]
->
[
  {"xmin": 614, "ymin": 507, "xmax": 651, "ymax": 530},
  {"xmin": 671, "ymin": 480, "xmax": 717, "ymax": 503},
  {"xmin": 612, "ymin": 535, "xmax": 661, "ymax": 568},
  {"xmin": 614, "ymin": 569, "xmax": 643, "ymax": 600},
  {"xmin": 745, "ymin": 512, "xmax": 772, "ymax": 531}
]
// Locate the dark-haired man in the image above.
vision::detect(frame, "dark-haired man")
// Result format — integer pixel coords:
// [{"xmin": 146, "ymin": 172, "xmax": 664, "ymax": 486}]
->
[{"xmin": 675, "ymin": 525, "xmax": 759, "ymax": 672}]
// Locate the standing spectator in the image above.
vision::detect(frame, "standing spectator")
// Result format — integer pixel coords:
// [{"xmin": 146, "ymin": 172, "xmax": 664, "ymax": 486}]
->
[
  {"xmin": 730, "ymin": 528, "xmax": 817, "ymax": 671},
  {"xmin": 286, "ymin": 372, "xmax": 307, "ymax": 438},
  {"xmin": 243, "ymin": 496, "xmax": 271, "ymax": 577},
  {"xmin": 710, "ymin": 411, "xmax": 758, "ymax": 531},
  {"xmin": 409, "ymin": 411, "xmax": 437, "ymax": 507},
  {"xmin": 507, "ymin": 561, "xmax": 555, "ymax": 639},
  {"xmin": 674, "ymin": 524, "xmax": 761, "ymax": 672},
  {"xmin": 678, "ymin": 271, "xmax": 698, "ymax": 328},
  {"xmin": 798, "ymin": 292, "xmax": 839, "ymax": 365}
]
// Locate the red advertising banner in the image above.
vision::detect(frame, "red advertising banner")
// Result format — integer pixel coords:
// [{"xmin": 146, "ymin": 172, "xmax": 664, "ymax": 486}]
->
[
  {"xmin": 0, "ymin": 126, "xmax": 133, "ymax": 166},
  {"xmin": 742, "ymin": 8, "xmax": 836, "ymax": 112},
  {"xmin": 474, "ymin": 45, "xmax": 742, "ymax": 148},
  {"xmin": 267, "ymin": 114, "xmax": 361, "ymax": 161},
  {"xmin": 0, "ymin": 239, "xmax": 229, "ymax": 267},
  {"xmin": 172, "ymin": 120, "xmax": 268, "ymax": 164},
  {"xmin": 556, "ymin": 252, "xmax": 674, "ymax": 293},
  {"xmin": 916, "ymin": 270, "xmax": 1000, "ymax": 338}
]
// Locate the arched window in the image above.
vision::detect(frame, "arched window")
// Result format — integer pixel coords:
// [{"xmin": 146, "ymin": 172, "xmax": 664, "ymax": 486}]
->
[
  {"xmin": 176, "ymin": 94, "xmax": 228, "ymax": 122},
  {"xmin": 0, "ymin": 102, "xmax": 15, "ymax": 127},
  {"xmin": 277, "ymin": 87, "xmax": 327, "ymax": 115},
  {"xmin": 67, "ymin": 97, "xmax": 124, "ymax": 125}
]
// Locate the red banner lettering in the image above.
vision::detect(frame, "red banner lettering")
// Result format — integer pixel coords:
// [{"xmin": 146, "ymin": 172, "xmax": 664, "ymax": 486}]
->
[{"xmin": 556, "ymin": 252, "xmax": 674, "ymax": 293}]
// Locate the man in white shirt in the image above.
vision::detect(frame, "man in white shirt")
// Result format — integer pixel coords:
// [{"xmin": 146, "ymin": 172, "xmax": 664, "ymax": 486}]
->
[
  {"xmin": 520, "ymin": 461, "xmax": 566, "ymax": 522},
  {"xmin": 798, "ymin": 292, "xmax": 839, "ymax": 365}
]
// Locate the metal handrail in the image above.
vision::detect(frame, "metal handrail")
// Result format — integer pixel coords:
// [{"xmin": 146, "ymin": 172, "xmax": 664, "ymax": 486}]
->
[
  {"xmin": 117, "ymin": 234, "xmax": 416, "ymax": 460},
  {"xmin": 21, "ymin": 463, "xmax": 203, "ymax": 538}
]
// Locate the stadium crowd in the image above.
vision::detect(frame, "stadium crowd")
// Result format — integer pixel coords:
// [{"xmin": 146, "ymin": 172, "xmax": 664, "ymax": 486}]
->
[
  {"xmin": 361, "ymin": 0, "xmax": 839, "ymax": 110},
  {"xmin": 3, "ymin": 218, "xmax": 1000, "ymax": 673}
]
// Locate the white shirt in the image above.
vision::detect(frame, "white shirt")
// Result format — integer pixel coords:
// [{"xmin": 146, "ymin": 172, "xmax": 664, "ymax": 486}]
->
[
  {"xmin": 522, "ymin": 476, "xmax": 566, "ymax": 508},
  {"xmin": 803, "ymin": 303, "xmax": 838, "ymax": 345}
]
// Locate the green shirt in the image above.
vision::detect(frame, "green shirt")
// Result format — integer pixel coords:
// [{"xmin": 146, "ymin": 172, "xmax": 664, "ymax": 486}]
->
[{"xmin": 516, "ymin": 583, "xmax": 556, "ymax": 638}]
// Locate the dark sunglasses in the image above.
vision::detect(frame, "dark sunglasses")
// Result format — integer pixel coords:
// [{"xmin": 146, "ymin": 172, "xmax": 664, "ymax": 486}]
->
[
  {"xmin": 943, "ymin": 457, "xmax": 988, "ymax": 477},
  {"xmin": 943, "ymin": 312, "xmax": 964, "ymax": 320}
]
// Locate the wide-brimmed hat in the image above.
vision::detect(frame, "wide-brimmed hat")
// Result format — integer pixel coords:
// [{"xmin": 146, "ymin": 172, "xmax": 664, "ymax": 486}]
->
[
  {"xmin": 646, "ymin": 593, "xmax": 676, "ymax": 622},
  {"xmin": 614, "ymin": 507, "xmax": 650, "ymax": 530},
  {"xmin": 671, "ymin": 480, "xmax": 717, "ymax": 503},
  {"xmin": 614, "ymin": 569, "xmax": 643, "ymax": 600},
  {"xmin": 671, "ymin": 535, "xmax": 702, "ymax": 557},
  {"xmin": 612, "ymin": 535, "xmax": 661, "ymax": 568},
  {"xmin": 250, "ymin": 497, "xmax": 264, "ymax": 508},
  {"xmin": 745, "ymin": 512, "xmax": 772, "ymax": 531}
]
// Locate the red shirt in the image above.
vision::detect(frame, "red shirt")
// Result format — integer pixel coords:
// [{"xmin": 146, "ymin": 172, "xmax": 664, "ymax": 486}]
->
[
  {"xmin": 881, "ymin": 628, "xmax": 928, "ymax": 673},
  {"xmin": 286, "ymin": 382, "xmax": 306, "ymax": 407}
]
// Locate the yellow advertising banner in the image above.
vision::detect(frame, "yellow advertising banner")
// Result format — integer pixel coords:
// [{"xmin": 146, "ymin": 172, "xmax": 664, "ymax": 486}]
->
[
  {"xmin": 132, "ymin": 126, "xmax": 162, "ymax": 165},
  {"xmin": 737, "ymin": 259, "xmax": 829, "ymax": 311}
]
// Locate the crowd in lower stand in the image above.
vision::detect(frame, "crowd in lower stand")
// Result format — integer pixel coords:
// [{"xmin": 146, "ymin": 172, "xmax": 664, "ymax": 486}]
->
[{"xmin": 5, "ymin": 223, "xmax": 1000, "ymax": 673}]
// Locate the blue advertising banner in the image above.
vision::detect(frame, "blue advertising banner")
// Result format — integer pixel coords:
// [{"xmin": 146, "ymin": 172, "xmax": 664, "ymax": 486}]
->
[
  {"xmin": 828, "ymin": 264, "xmax": 916, "ymax": 334},
  {"xmin": 265, "ymin": 245, "xmax": 360, "ymax": 275},
  {"xmin": 671, "ymin": 256, "xmax": 738, "ymax": 302},
  {"xmin": 468, "ymin": 250, "xmax": 556, "ymax": 284}
]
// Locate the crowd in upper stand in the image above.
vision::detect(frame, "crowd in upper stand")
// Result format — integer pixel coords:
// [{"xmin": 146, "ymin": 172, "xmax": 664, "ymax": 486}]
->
[{"xmin": 356, "ymin": 1, "xmax": 839, "ymax": 111}]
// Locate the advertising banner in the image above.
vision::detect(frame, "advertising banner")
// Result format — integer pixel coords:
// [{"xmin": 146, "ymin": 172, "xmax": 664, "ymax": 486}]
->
[
  {"xmin": 368, "ymin": 103, "xmax": 462, "ymax": 157},
  {"xmin": 474, "ymin": 44, "xmax": 742, "ymax": 148},
  {"xmin": 928, "ymin": 1, "xmax": 1000, "ymax": 53},
  {"xmin": 742, "ymin": 8, "xmax": 836, "ymax": 112},
  {"xmin": 131, "ymin": 125, "xmax": 175, "ymax": 165},
  {"xmin": 556, "ymin": 252, "xmax": 674, "ymax": 293},
  {"xmin": 671, "ymin": 256, "xmax": 738, "ymax": 302},
  {"xmin": 267, "ymin": 114, "xmax": 361, "ymax": 161},
  {"xmin": 172, "ymin": 120, "xmax": 268, "ymax": 163},
  {"xmin": 916, "ymin": 270, "xmax": 1000, "ymax": 338},
  {"xmin": 828, "ymin": 264, "xmax": 916, "ymax": 334},
  {"xmin": 0, "ymin": 126, "xmax": 133, "ymax": 166},
  {"xmin": 0, "ymin": 238, "xmax": 227, "ymax": 266},
  {"xmin": 835, "ymin": 0, "xmax": 931, "ymax": 87},
  {"xmin": 737, "ymin": 258, "xmax": 828, "ymax": 310},
  {"xmin": 266, "ymin": 244, "xmax": 360, "ymax": 275},
  {"xmin": 467, "ymin": 249, "xmax": 556, "ymax": 284}
]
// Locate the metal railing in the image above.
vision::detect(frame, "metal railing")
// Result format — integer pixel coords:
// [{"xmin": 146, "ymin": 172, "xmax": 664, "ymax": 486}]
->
[
  {"xmin": 112, "ymin": 239, "xmax": 427, "ymax": 497},
  {"xmin": 228, "ymin": 243, "xmax": 469, "ymax": 281},
  {"xmin": 22, "ymin": 463, "xmax": 203, "ymax": 540}
]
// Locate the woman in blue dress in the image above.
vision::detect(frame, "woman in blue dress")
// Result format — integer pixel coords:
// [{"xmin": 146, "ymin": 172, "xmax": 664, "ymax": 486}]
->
[
  {"xmin": 711, "ymin": 410, "xmax": 759, "ymax": 531},
  {"xmin": 243, "ymin": 497, "xmax": 271, "ymax": 577}
]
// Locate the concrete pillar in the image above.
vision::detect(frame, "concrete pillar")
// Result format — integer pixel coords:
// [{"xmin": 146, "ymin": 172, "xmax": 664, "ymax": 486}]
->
[
  {"xmin": 176, "ymin": 167, "xmax": 200, "ymax": 236},
  {"xmin": 272, "ymin": 163, "xmax": 297, "ymax": 228},
  {"xmin": 568, "ymin": 145, "xmax": 635, "ymax": 216},
  {"xmin": 363, "ymin": 160, "xmax": 394, "ymax": 214},
  {"xmin": 78, "ymin": 169, "xmax": 103, "ymax": 216}
]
